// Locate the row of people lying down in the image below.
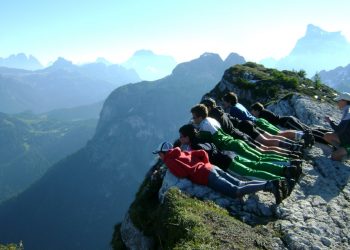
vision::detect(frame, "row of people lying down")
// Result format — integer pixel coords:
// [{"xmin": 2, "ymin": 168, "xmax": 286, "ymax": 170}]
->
[
  {"xmin": 153, "ymin": 103, "xmax": 306, "ymax": 205},
  {"xmin": 220, "ymin": 91, "xmax": 350, "ymax": 160},
  {"xmin": 153, "ymin": 92, "xmax": 350, "ymax": 205},
  {"xmin": 203, "ymin": 91, "xmax": 348, "ymax": 160}
]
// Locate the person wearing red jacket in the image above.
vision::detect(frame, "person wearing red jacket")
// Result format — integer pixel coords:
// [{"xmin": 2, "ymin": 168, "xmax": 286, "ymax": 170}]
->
[{"xmin": 153, "ymin": 142, "xmax": 285, "ymax": 204}]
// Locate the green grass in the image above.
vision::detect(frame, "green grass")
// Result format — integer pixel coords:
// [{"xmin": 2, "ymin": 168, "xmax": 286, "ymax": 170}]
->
[
  {"xmin": 156, "ymin": 189, "xmax": 274, "ymax": 249},
  {"xmin": 211, "ymin": 62, "xmax": 337, "ymax": 106},
  {"xmin": 112, "ymin": 165, "xmax": 277, "ymax": 249},
  {"xmin": 0, "ymin": 242, "xmax": 23, "ymax": 250}
]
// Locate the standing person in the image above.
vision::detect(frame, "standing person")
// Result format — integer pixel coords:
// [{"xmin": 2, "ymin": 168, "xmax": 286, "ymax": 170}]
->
[
  {"xmin": 153, "ymin": 141, "xmax": 285, "ymax": 204},
  {"xmin": 323, "ymin": 92, "xmax": 350, "ymax": 161},
  {"xmin": 178, "ymin": 124, "xmax": 301, "ymax": 182},
  {"xmin": 190, "ymin": 104, "xmax": 300, "ymax": 165},
  {"xmin": 201, "ymin": 98, "xmax": 302, "ymax": 157},
  {"xmin": 222, "ymin": 92, "xmax": 309, "ymax": 144}
]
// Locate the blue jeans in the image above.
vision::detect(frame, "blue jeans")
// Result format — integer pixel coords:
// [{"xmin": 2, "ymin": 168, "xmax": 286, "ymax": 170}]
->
[{"xmin": 207, "ymin": 166, "xmax": 267, "ymax": 198}]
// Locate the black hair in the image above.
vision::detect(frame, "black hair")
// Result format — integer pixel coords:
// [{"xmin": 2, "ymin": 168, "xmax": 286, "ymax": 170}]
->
[
  {"xmin": 200, "ymin": 98, "xmax": 216, "ymax": 109},
  {"xmin": 179, "ymin": 124, "xmax": 197, "ymax": 142},
  {"xmin": 222, "ymin": 92, "xmax": 238, "ymax": 105},
  {"xmin": 251, "ymin": 102, "xmax": 264, "ymax": 112}
]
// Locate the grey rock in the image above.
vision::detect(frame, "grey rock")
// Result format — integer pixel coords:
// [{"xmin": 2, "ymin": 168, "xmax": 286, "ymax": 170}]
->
[
  {"xmin": 120, "ymin": 213, "xmax": 154, "ymax": 250},
  {"xmin": 157, "ymin": 94, "xmax": 350, "ymax": 249},
  {"xmin": 122, "ymin": 93, "xmax": 350, "ymax": 249}
]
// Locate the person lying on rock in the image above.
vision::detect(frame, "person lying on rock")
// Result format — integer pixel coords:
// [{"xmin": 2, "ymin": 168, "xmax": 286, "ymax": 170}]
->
[
  {"xmin": 222, "ymin": 92, "xmax": 312, "ymax": 148},
  {"xmin": 323, "ymin": 92, "xmax": 350, "ymax": 161},
  {"xmin": 190, "ymin": 104, "xmax": 303, "ymax": 167},
  {"xmin": 200, "ymin": 98, "xmax": 302, "ymax": 158},
  {"xmin": 153, "ymin": 141, "xmax": 286, "ymax": 204},
  {"xmin": 250, "ymin": 102, "xmax": 332, "ymax": 146},
  {"xmin": 178, "ymin": 124, "xmax": 301, "ymax": 183}
]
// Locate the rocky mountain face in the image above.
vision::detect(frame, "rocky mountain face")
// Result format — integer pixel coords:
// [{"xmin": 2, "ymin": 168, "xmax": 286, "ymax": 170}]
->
[
  {"xmin": 0, "ymin": 53, "xmax": 245, "ymax": 250},
  {"xmin": 0, "ymin": 112, "xmax": 97, "ymax": 204},
  {"xmin": 116, "ymin": 80, "xmax": 349, "ymax": 249},
  {"xmin": 122, "ymin": 50, "xmax": 177, "ymax": 81},
  {"xmin": 319, "ymin": 63, "xmax": 350, "ymax": 93},
  {"xmin": 261, "ymin": 24, "xmax": 350, "ymax": 76},
  {"xmin": 0, "ymin": 58, "xmax": 140, "ymax": 114},
  {"xmin": 0, "ymin": 53, "xmax": 43, "ymax": 70}
]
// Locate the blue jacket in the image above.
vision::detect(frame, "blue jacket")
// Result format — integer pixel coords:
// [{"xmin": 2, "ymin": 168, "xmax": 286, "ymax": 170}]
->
[{"xmin": 229, "ymin": 103, "xmax": 257, "ymax": 122}]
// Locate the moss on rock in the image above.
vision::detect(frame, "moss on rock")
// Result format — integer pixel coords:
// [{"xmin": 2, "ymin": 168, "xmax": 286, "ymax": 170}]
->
[{"xmin": 112, "ymin": 164, "xmax": 278, "ymax": 249}]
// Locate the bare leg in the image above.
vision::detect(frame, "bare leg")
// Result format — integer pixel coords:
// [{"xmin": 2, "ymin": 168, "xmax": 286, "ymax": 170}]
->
[
  {"xmin": 263, "ymin": 132, "xmax": 294, "ymax": 142},
  {"xmin": 331, "ymin": 147, "xmax": 348, "ymax": 161},
  {"xmin": 323, "ymin": 132, "xmax": 341, "ymax": 147},
  {"xmin": 256, "ymin": 134, "xmax": 281, "ymax": 147},
  {"xmin": 277, "ymin": 130, "xmax": 298, "ymax": 141},
  {"xmin": 258, "ymin": 144, "xmax": 291, "ymax": 154}
]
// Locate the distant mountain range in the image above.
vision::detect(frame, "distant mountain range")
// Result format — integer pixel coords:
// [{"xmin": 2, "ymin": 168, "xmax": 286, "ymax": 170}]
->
[
  {"xmin": 0, "ymin": 112, "xmax": 97, "ymax": 204},
  {"xmin": 0, "ymin": 52, "xmax": 245, "ymax": 250},
  {"xmin": 260, "ymin": 24, "xmax": 350, "ymax": 76},
  {"xmin": 0, "ymin": 58, "xmax": 140, "ymax": 113},
  {"xmin": 0, "ymin": 50, "xmax": 179, "ymax": 82},
  {"xmin": 0, "ymin": 53, "xmax": 43, "ymax": 70},
  {"xmin": 319, "ymin": 63, "xmax": 350, "ymax": 93},
  {"xmin": 121, "ymin": 50, "xmax": 177, "ymax": 81}
]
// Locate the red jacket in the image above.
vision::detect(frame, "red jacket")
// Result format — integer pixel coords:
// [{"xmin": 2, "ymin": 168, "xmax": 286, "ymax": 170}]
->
[{"xmin": 163, "ymin": 147, "xmax": 213, "ymax": 185}]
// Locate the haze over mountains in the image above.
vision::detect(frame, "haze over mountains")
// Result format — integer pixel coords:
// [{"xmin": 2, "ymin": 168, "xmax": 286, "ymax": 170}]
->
[
  {"xmin": 0, "ymin": 53, "xmax": 43, "ymax": 71},
  {"xmin": 0, "ymin": 112, "xmax": 97, "ymax": 203},
  {"xmin": 0, "ymin": 52, "xmax": 245, "ymax": 250},
  {"xmin": 319, "ymin": 63, "xmax": 350, "ymax": 93},
  {"xmin": 260, "ymin": 24, "xmax": 350, "ymax": 77},
  {"xmin": 122, "ymin": 50, "xmax": 177, "ymax": 81},
  {"xmin": 0, "ymin": 22, "xmax": 349, "ymax": 249},
  {"xmin": 0, "ymin": 58, "xmax": 140, "ymax": 114}
]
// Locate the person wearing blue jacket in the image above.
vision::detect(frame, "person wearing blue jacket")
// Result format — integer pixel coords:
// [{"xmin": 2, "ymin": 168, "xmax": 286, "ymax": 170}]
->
[{"xmin": 222, "ymin": 92, "xmax": 308, "ymax": 144}]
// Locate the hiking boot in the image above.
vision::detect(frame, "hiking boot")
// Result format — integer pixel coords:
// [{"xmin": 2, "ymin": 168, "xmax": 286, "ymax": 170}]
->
[
  {"xmin": 290, "ymin": 159, "xmax": 303, "ymax": 168},
  {"xmin": 302, "ymin": 130, "xmax": 315, "ymax": 148},
  {"xmin": 278, "ymin": 179, "xmax": 288, "ymax": 199},
  {"xmin": 271, "ymin": 180, "xmax": 283, "ymax": 204},
  {"xmin": 295, "ymin": 165, "xmax": 303, "ymax": 180},
  {"xmin": 290, "ymin": 143, "xmax": 303, "ymax": 152},
  {"xmin": 286, "ymin": 178, "xmax": 296, "ymax": 196},
  {"xmin": 283, "ymin": 165, "xmax": 297, "ymax": 179}
]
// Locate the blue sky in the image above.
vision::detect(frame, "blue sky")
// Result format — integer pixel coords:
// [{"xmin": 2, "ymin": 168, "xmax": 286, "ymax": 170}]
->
[{"xmin": 1, "ymin": 0, "xmax": 350, "ymax": 65}]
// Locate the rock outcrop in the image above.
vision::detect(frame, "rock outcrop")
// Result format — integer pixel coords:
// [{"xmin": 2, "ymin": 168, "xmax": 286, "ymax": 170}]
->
[{"xmin": 120, "ymin": 94, "xmax": 350, "ymax": 249}]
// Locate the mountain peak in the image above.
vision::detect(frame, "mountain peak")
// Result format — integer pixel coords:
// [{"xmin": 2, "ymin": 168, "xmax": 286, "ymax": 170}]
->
[
  {"xmin": 122, "ymin": 50, "xmax": 177, "ymax": 81},
  {"xmin": 171, "ymin": 52, "xmax": 223, "ymax": 76},
  {"xmin": 269, "ymin": 24, "xmax": 350, "ymax": 76},
  {"xmin": 199, "ymin": 52, "xmax": 221, "ymax": 59},
  {"xmin": 224, "ymin": 52, "xmax": 246, "ymax": 67},
  {"xmin": 306, "ymin": 24, "xmax": 326, "ymax": 36},
  {"xmin": 51, "ymin": 57, "xmax": 74, "ymax": 69},
  {"xmin": 95, "ymin": 57, "xmax": 112, "ymax": 65},
  {"xmin": 133, "ymin": 49, "xmax": 155, "ymax": 57},
  {"xmin": 0, "ymin": 53, "xmax": 43, "ymax": 70},
  {"xmin": 305, "ymin": 24, "xmax": 342, "ymax": 38}
]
